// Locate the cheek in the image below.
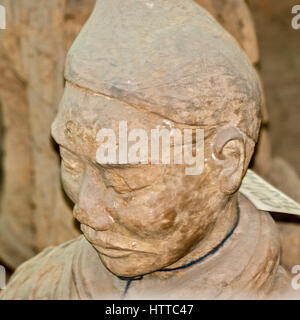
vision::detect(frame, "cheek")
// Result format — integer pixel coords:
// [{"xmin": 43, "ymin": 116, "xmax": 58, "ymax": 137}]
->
[
  {"xmin": 112, "ymin": 190, "xmax": 180, "ymax": 237},
  {"xmin": 61, "ymin": 162, "xmax": 84, "ymax": 203}
]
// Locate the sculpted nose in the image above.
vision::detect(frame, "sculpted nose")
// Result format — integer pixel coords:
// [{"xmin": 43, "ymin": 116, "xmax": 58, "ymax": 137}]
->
[{"xmin": 75, "ymin": 168, "xmax": 114, "ymax": 231}]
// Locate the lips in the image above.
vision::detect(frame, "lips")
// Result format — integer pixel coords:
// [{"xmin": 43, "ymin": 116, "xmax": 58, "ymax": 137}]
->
[
  {"xmin": 81, "ymin": 223, "xmax": 125, "ymax": 249},
  {"xmin": 81, "ymin": 223, "xmax": 157, "ymax": 258},
  {"xmin": 93, "ymin": 245, "xmax": 133, "ymax": 258},
  {"xmin": 81, "ymin": 224, "xmax": 132, "ymax": 258}
]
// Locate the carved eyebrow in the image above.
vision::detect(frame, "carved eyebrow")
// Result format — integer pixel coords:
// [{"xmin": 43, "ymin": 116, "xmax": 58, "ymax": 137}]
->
[
  {"xmin": 52, "ymin": 119, "xmax": 91, "ymax": 159},
  {"xmin": 51, "ymin": 119, "xmax": 74, "ymax": 150}
]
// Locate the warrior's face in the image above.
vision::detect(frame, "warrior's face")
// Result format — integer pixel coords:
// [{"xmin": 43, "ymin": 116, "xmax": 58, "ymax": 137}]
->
[{"xmin": 52, "ymin": 82, "xmax": 224, "ymax": 277}]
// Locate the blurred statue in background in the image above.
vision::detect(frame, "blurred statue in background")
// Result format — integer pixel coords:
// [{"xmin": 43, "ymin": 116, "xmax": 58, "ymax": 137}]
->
[
  {"xmin": 0, "ymin": 0, "xmax": 95, "ymax": 270},
  {"xmin": 0, "ymin": 0, "xmax": 290, "ymax": 300}
]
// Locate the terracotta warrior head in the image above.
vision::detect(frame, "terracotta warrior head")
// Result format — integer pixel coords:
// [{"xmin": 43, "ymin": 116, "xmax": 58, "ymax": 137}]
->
[{"xmin": 51, "ymin": 0, "xmax": 261, "ymax": 278}]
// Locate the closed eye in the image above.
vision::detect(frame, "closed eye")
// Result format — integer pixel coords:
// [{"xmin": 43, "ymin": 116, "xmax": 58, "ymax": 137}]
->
[
  {"xmin": 91, "ymin": 161, "xmax": 154, "ymax": 193},
  {"xmin": 105, "ymin": 170, "xmax": 151, "ymax": 194}
]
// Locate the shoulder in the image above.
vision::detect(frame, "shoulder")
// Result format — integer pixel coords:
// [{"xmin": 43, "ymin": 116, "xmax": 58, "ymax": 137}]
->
[{"xmin": 0, "ymin": 236, "xmax": 86, "ymax": 300}]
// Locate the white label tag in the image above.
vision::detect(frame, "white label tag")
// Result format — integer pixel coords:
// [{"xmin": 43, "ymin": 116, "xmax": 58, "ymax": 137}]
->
[{"xmin": 240, "ymin": 169, "xmax": 300, "ymax": 215}]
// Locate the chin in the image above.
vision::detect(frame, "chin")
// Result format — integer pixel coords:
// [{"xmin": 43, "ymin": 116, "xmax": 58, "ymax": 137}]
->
[{"xmin": 96, "ymin": 250, "xmax": 165, "ymax": 278}]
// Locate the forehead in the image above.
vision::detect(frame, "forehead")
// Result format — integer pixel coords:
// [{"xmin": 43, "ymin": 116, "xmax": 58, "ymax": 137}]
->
[
  {"xmin": 52, "ymin": 81, "xmax": 216, "ymax": 162},
  {"xmin": 52, "ymin": 81, "xmax": 167, "ymax": 158}
]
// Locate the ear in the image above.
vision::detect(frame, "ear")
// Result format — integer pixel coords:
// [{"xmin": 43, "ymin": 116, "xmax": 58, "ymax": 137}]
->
[{"xmin": 212, "ymin": 126, "xmax": 246, "ymax": 195}]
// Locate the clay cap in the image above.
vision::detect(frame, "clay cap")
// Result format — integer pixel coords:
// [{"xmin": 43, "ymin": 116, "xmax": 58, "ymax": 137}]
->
[{"xmin": 65, "ymin": 0, "xmax": 261, "ymax": 139}]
